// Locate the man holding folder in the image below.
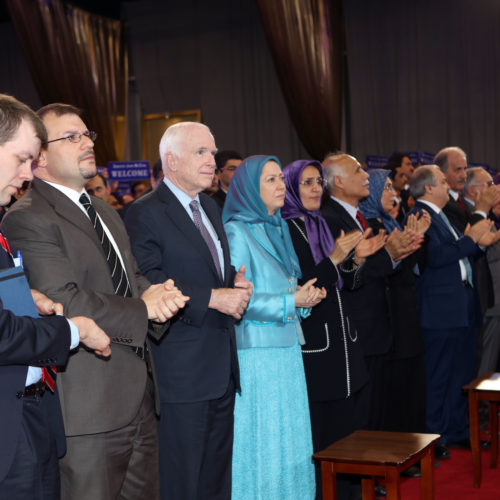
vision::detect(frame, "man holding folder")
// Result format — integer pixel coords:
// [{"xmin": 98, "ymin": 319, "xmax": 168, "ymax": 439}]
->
[{"xmin": 0, "ymin": 94, "xmax": 111, "ymax": 498}]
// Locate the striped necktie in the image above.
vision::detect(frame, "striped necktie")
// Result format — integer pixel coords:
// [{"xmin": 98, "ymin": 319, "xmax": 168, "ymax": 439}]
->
[{"xmin": 79, "ymin": 193, "xmax": 131, "ymax": 297}]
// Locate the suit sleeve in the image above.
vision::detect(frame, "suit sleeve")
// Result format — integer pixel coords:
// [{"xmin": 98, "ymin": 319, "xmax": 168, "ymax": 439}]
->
[
  {"xmin": 408, "ymin": 208, "xmax": 482, "ymax": 268},
  {"xmin": 0, "ymin": 301, "xmax": 70, "ymax": 367},
  {"xmin": 3, "ymin": 209, "xmax": 149, "ymax": 347}
]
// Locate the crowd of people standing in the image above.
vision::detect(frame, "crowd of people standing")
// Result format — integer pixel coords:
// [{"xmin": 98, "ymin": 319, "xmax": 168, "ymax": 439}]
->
[{"xmin": 1, "ymin": 92, "xmax": 500, "ymax": 500}]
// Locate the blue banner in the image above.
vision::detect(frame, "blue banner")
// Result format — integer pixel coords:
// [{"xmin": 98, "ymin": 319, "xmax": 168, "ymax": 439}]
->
[
  {"xmin": 107, "ymin": 161, "xmax": 151, "ymax": 181},
  {"xmin": 365, "ymin": 155, "xmax": 388, "ymax": 169}
]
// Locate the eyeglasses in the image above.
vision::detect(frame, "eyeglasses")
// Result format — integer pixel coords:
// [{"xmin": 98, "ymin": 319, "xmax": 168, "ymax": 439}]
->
[
  {"xmin": 383, "ymin": 184, "xmax": 395, "ymax": 192},
  {"xmin": 299, "ymin": 177, "xmax": 326, "ymax": 187},
  {"xmin": 45, "ymin": 131, "xmax": 97, "ymax": 145},
  {"xmin": 473, "ymin": 181, "xmax": 495, "ymax": 188}
]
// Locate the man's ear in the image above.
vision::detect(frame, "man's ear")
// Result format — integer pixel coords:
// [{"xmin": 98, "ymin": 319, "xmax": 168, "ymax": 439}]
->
[
  {"xmin": 333, "ymin": 175, "xmax": 344, "ymax": 190},
  {"xmin": 165, "ymin": 152, "xmax": 176, "ymax": 171},
  {"xmin": 35, "ymin": 148, "xmax": 48, "ymax": 168}
]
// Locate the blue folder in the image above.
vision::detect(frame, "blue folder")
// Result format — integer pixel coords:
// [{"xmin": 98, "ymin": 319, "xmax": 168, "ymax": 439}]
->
[{"xmin": 0, "ymin": 266, "xmax": 39, "ymax": 317}]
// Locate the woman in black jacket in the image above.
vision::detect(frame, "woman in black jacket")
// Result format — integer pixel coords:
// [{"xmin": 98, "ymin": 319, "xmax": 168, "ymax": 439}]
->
[{"xmin": 282, "ymin": 160, "xmax": 388, "ymax": 452}]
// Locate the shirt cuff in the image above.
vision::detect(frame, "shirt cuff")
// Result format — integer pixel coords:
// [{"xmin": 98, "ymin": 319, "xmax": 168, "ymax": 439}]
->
[
  {"xmin": 473, "ymin": 210, "xmax": 488, "ymax": 219},
  {"xmin": 66, "ymin": 319, "xmax": 80, "ymax": 349}
]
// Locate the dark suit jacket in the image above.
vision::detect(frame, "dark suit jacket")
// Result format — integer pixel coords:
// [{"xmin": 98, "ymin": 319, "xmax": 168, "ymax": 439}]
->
[
  {"xmin": 409, "ymin": 201, "xmax": 482, "ymax": 330},
  {"xmin": 124, "ymin": 182, "xmax": 238, "ymax": 403},
  {"xmin": 287, "ymin": 218, "xmax": 368, "ymax": 402},
  {"xmin": 443, "ymin": 194, "xmax": 485, "ymax": 233},
  {"xmin": 366, "ymin": 218, "xmax": 425, "ymax": 359},
  {"xmin": 2, "ymin": 178, "xmax": 155, "ymax": 436},
  {"xmin": 462, "ymin": 197, "xmax": 495, "ymax": 312},
  {"xmin": 0, "ymin": 246, "xmax": 70, "ymax": 482},
  {"xmin": 321, "ymin": 197, "xmax": 394, "ymax": 356},
  {"xmin": 211, "ymin": 189, "xmax": 226, "ymax": 209}
]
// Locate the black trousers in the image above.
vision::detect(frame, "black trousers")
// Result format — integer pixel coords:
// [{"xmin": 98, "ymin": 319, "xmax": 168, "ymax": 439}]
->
[
  {"xmin": 1, "ymin": 394, "xmax": 60, "ymax": 500},
  {"xmin": 158, "ymin": 380, "xmax": 235, "ymax": 500}
]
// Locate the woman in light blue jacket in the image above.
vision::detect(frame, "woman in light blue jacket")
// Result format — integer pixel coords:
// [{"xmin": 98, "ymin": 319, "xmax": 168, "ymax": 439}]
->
[{"xmin": 222, "ymin": 155, "xmax": 325, "ymax": 500}]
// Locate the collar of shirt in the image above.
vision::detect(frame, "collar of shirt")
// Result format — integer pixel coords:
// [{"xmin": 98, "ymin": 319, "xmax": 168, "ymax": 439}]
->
[
  {"xmin": 331, "ymin": 196, "xmax": 359, "ymax": 223},
  {"xmin": 418, "ymin": 199, "xmax": 441, "ymax": 214},
  {"xmin": 163, "ymin": 176, "xmax": 200, "ymax": 217},
  {"xmin": 43, "ymin": 180, "xmax": 88, "ymax": 216},
  {"xmin": 449, "ymin": 190, "xmax": 459, "ymax": 201}
]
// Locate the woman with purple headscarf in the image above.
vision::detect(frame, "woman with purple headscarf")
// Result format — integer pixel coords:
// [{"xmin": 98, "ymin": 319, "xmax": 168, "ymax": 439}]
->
[{"xmin": 282, "ymin": 159, "xmax": 382, "ymax": 499}]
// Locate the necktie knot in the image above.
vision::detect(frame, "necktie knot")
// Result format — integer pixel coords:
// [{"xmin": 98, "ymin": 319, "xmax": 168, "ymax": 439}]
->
[
  {"xmin": 189, "ymin": 200, "xmax": 200, "ymax": 213},
  {"xmin": 79, "ymin": 193, "xmax": 91, "ymax": 208}
]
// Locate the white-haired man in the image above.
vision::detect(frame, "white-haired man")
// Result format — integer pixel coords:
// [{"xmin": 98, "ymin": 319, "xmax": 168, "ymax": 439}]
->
[{"xmin": 125, "ymin": 121, "xmax": 252, "ymax": 500}]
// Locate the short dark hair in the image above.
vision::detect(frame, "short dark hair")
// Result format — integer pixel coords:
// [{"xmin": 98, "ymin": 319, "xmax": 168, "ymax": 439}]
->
[
  {"xmin": 384, "ymin": 152, "xmax": 409, "ymax": 170},
  {"xmin": 37, "ymin": 103, "xmax": 82, "ymax": 121},
  {"xmin": 95, "ymin": 173, "xmax": 108, "ymax": 187},
  {"xmin": 214, "ymin": 150, "xmax": 242, "ymax": 171},
  {"xmin": 0, "ymin": 94, "xmax": 47, "ymax": 146},
  {"xmin": 130, "ymin": 180, "xmax": 150, "ymax": 197},
  {"xmin": 152, "ymin": 158, "xmax": 163, "ymax": 181}
]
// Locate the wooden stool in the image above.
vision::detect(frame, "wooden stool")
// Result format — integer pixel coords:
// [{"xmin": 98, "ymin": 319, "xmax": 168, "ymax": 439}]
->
[
  {"xmin": 463, "ymin": 372, "xmax": 500, "ymax": 488},
  {"xmin": 313, "ymin": 430, "xmax": 440, "ymax": 500}
]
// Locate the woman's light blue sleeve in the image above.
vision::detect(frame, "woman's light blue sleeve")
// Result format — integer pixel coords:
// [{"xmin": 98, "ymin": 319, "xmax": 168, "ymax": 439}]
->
[
  {"xmin": 225, "ymin": 222, "xmax": 296, "ymax": 324},
  {"xmin": 297, "ymin": 307, "xmax": 311, "ymax": 320}
]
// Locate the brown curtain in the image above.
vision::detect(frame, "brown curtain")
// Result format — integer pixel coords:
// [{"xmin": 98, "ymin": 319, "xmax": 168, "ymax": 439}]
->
[
  {"xmin": 6, "ymin": 0, "xmax": 128, "ymax": 164},
  {"xmin": 256, "ymin": 0, "xmax": 342, "ymax": 161}
]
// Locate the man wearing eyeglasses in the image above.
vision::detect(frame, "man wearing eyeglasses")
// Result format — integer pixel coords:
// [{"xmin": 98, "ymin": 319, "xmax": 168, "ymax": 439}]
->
[
  {"xmin": 3, "ymin": 103, "xmax": 189, "ymax": 500},
  {"xmin": 212, "ymin": 150, "xmax": 242, "ymax": 208}
]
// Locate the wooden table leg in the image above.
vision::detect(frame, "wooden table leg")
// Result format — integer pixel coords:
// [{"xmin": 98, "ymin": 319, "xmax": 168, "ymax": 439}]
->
[
  {"xmin": 361, "ymin": 476, "xmax": 375, "ymax": 500},
  {"xmin": 490, "ymin": 401, "xmax": 498, "ymax": 469},
  {"xmin": 420, "ymin": 447, "xmax": 435, "ymax": 500},
  {"xmin": 385, "ymin": 468, "xmax": 401, "ymax": 500},
  {"xmin": 468, "ymin": 391, "xmax": 481, "ymax": 488},
  {"xmin": 320, "ymin": 461, "xmax": 336, "ymax": 500}
]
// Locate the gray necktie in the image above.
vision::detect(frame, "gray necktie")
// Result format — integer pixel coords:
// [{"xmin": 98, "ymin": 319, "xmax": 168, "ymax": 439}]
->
[
  {"xmin": 189, "ymin": 200, "xmax": 222, "ymax": 281},
  {"xmin": 439, "ymin": 210, "xmax": 474, "ymax": 286}
]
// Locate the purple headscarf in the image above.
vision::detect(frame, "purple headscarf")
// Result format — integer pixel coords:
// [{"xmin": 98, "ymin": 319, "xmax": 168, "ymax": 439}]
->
[{"xmin": 282, "ymin": 160, "xmax": 335, "ymax": 265}]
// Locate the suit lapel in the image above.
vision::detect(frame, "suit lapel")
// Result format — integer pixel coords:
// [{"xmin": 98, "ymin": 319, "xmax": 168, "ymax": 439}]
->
[
  {"xmin": 326, "ymin": 198, "xmax": 360, "ymax": 231},
  {"xmin": 157, "ymin": 183, "xmax": 223, "ymax": 285},
  {"xmin": 32, "ymin": 179, "xmax": 105, "ymax": 254},
  {"xmin": 415, "ymin": 201, "xmax": 456, "ymax": 242}
]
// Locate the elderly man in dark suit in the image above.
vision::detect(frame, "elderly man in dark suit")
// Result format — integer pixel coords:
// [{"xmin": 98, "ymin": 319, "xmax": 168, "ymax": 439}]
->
[
  {"xmin": 3, "ymin": 103, "xmax": 188, "ymax": 500},
  {"xmin": 321, "ymin": 153, "xmax": 420, "ymax": 431},
  {"xmin": 0, "ymin": 94, "xmax": 111, "ymax": 499},
  {"xmin": 408, "ymin": 165, "xmax": 500, "ymax": 458},
  {"xmin": 125, "ymin": 122, "xmax": 252, "ymax": 500}
]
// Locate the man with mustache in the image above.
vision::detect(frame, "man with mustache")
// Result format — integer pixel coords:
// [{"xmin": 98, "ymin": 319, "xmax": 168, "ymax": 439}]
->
[
  {"xmin": 3, "ymin": 103, "xmax": 189, "ymax": 500},
  {"xmin": 321, "ymin": 153, "xmax": 421, "ymax": 431}
]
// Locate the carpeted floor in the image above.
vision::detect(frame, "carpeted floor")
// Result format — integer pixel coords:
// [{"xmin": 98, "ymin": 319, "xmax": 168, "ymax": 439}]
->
[{"xmin": 400, "ymin": 447, "xmax": 500, "ymax": 499}]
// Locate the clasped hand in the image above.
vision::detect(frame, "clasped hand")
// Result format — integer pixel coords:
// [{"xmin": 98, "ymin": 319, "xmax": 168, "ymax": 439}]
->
[
  {"xmin": 295, "ymin": 278, "xmax": 326, "ymax": 308},
  {"xmin": 141, "ymin": 279, "xmax": 190, "ymax": 322},
  {"xmin": 209, "ymin": 265, "xmax": 253, "ymax": 320}
]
